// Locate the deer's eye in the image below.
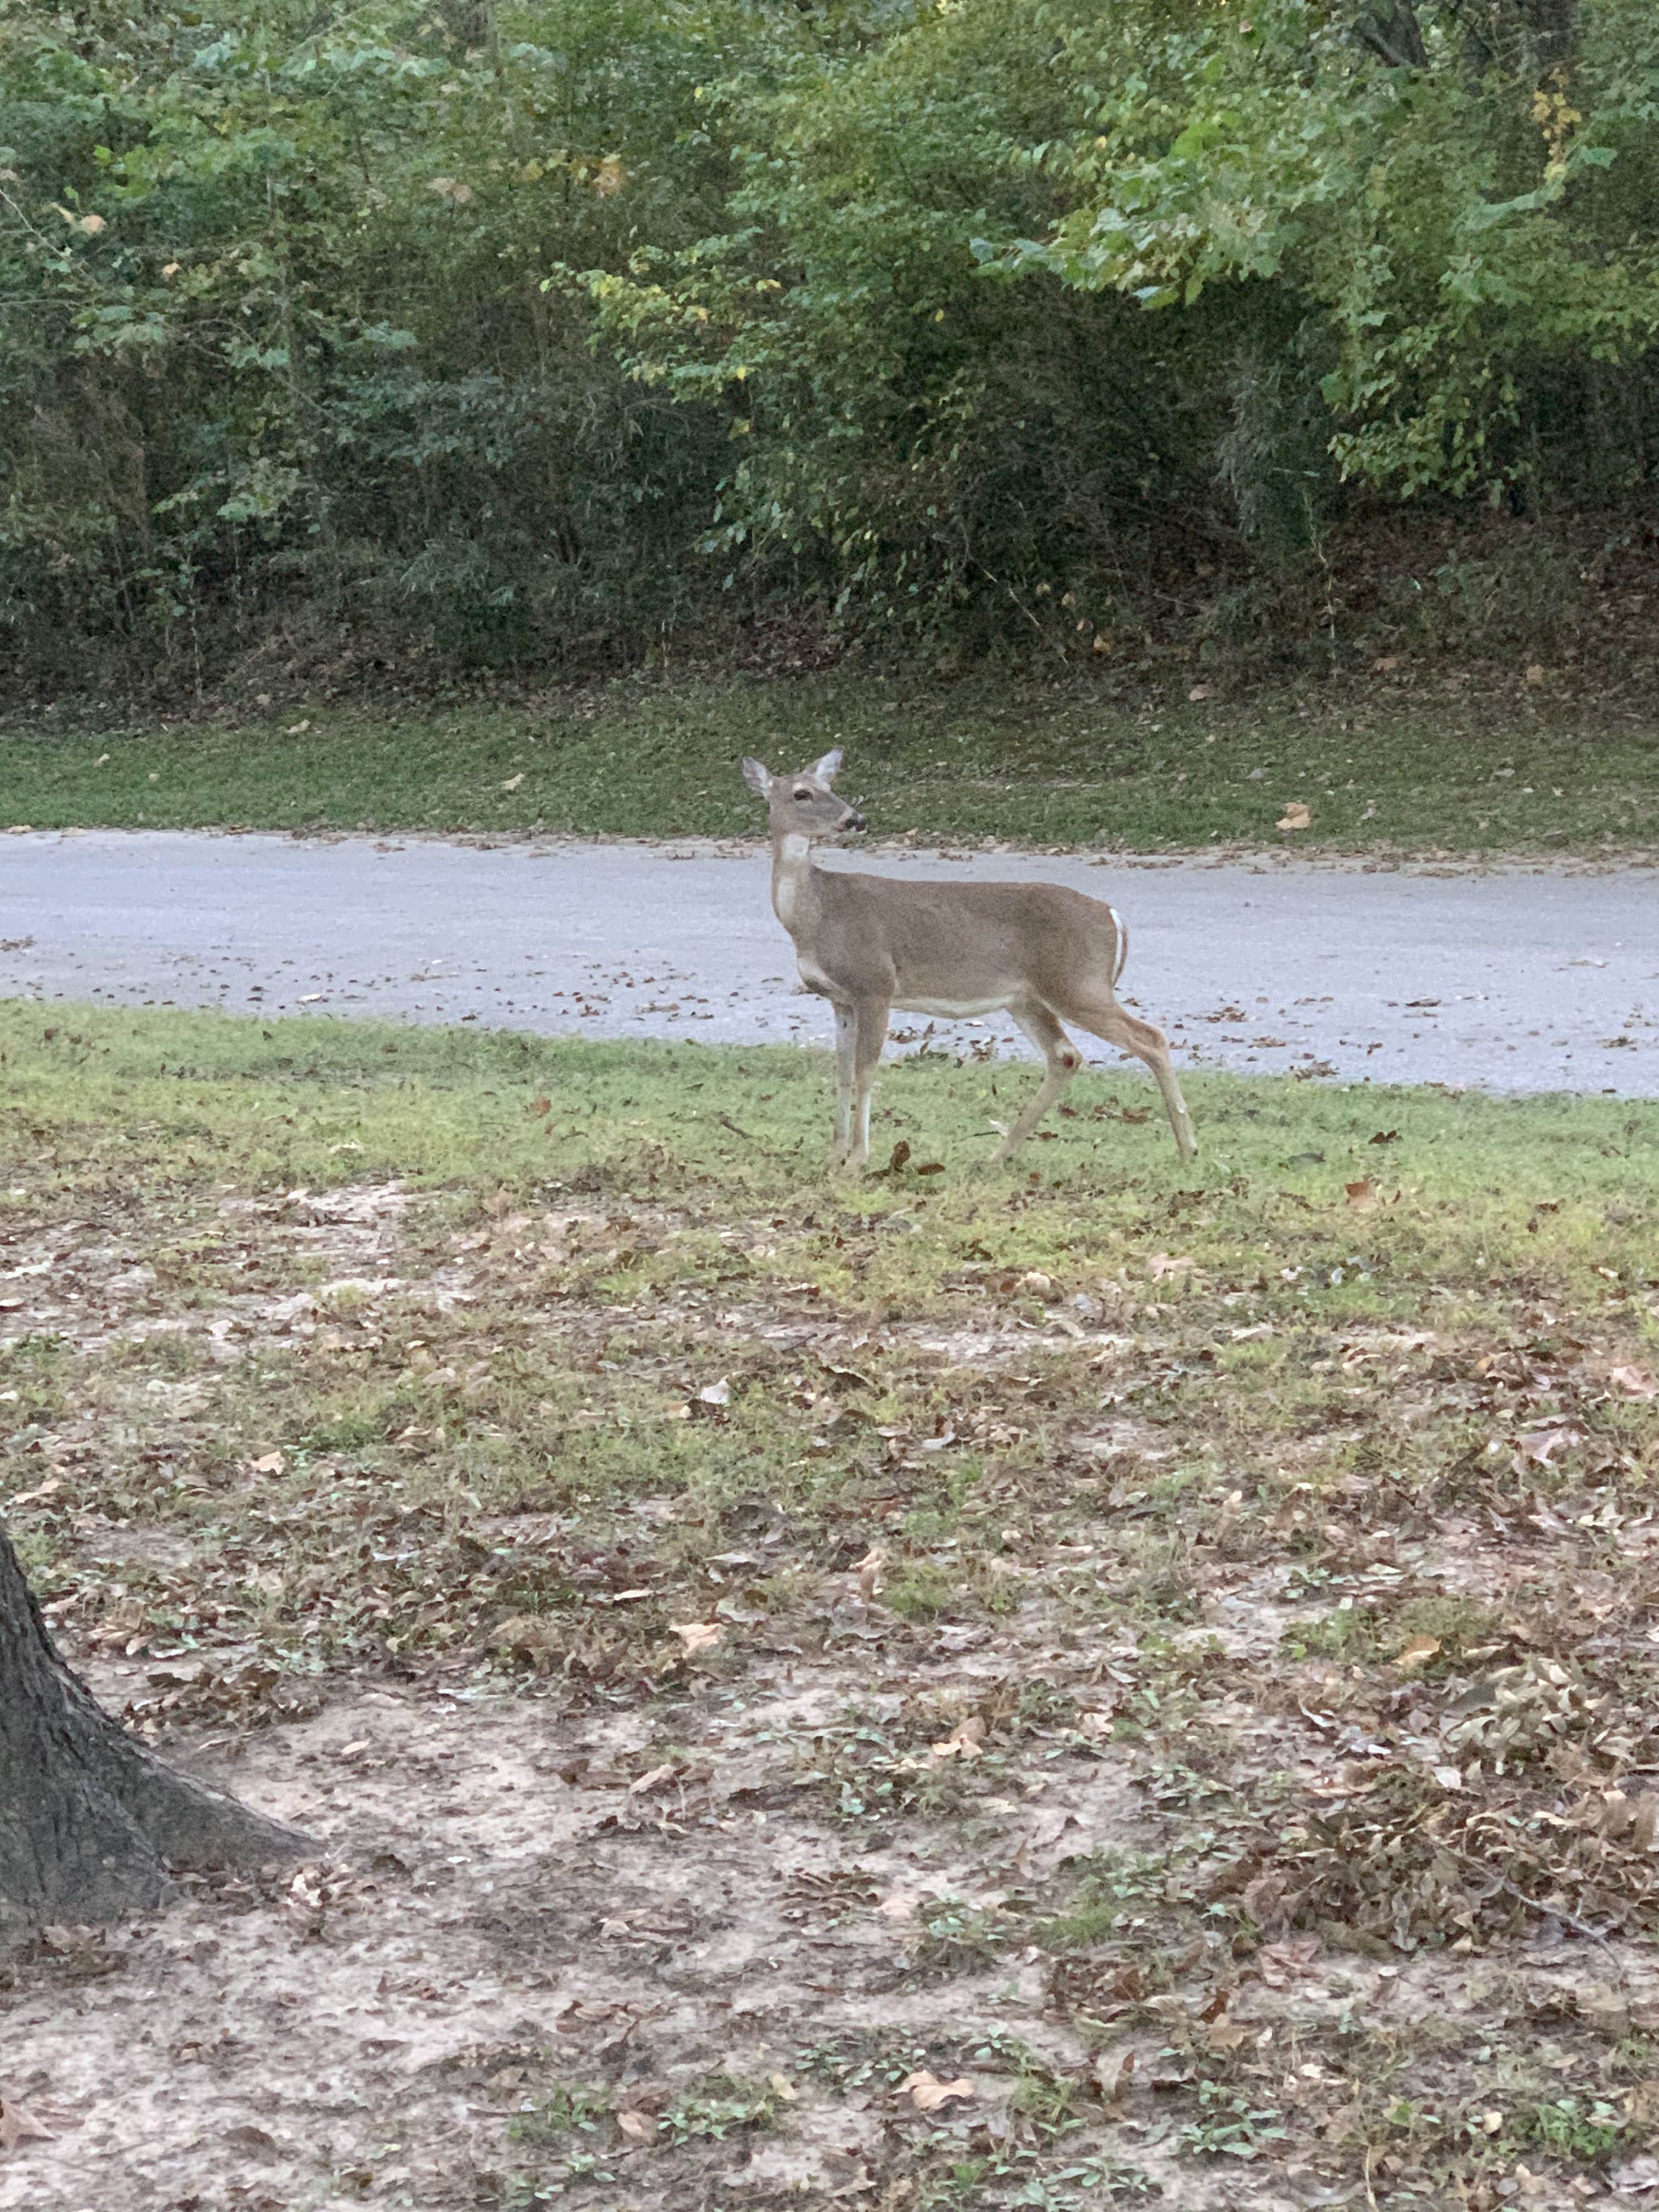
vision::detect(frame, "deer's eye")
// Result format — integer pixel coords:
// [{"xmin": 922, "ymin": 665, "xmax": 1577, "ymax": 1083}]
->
[{"xmin": 793, "ymin": 787, "xmax": 811, "ymax": 800}]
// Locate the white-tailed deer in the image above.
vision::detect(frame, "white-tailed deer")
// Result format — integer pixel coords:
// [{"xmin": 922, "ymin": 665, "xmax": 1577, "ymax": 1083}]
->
[{"xmin": 741, "ymin": 750, "xmax": 1197, "ymax": 1168}]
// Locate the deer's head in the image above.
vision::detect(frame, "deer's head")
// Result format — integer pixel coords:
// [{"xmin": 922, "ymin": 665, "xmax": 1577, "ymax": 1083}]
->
[{"xmin": 741, "ymin": 750, "xmax": 866, "ymax": 839}]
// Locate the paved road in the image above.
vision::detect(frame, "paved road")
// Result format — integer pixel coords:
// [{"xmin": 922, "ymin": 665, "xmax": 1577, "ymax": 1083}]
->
[{"xmin": 2, "ymin": 831, "xmax": 1655, "ymax": 1094}]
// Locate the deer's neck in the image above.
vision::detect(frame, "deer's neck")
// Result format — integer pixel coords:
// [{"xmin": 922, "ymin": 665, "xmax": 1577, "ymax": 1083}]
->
[{"xmin": 770, "ymin": 832, "xmax": 819, "ymax": 936}]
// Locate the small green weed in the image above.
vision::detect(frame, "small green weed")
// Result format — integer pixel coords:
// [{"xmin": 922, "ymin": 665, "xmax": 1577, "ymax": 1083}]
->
[
  {"xmin": 509, "ymin": 2081, "xmax": 610, "ymax": 2147},
  {"xmin": 885, "ymin": 1562, "xmax": 962, "ymax": 1621},
  {"xmin": 1178, "ymin": 2078, "xmax": 1289, "ymax": 2160},
  {"xmin": 658, "ymin": 2074, "xmax": 782, "ymax": 2145},
  {"xmin": 795, "ymin": 2029, "xmax": 938, "ymax": 2094},
  {"xmin": 1515, "ymin": 2095, "xmax": 1626, "ymax": 2164}
]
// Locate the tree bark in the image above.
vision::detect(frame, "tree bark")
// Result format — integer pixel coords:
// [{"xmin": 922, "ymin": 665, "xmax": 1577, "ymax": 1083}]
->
[
  {"xmin": 0, "ymin": 1523, "xmax": 308, "ymax": 1945},
  {"xmin": 1355, "ymin": 1, "xmax": 1429, "ymax": 70},
  {"xmin": 1525, "ymin": 0, "xmax": 1574, "ymax": 76}
]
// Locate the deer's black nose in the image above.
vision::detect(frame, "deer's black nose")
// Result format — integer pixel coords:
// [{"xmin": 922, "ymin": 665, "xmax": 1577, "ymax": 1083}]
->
[{"xmin": 845, "ymin": 810, "xmax": 867, "ymax": 832}]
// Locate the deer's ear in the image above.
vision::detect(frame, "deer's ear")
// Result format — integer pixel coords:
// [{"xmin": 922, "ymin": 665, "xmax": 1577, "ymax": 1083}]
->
[
  {"xmin": 808, "ymin": 747, "xmax": 843, "ymax": 784},
  {"xmin": 740, "ymin": 757, "xmax": 774, "ymax": 796}
]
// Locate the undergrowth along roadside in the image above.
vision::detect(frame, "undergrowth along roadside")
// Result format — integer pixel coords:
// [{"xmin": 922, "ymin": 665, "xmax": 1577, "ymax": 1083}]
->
[
  {"xmin": 2, "ymin": 675, "xmax": 1657, "ymax": 852},
  {"xmin": 3, "ymin": 1003, "xmax": 1658, "ymax": 2210}
]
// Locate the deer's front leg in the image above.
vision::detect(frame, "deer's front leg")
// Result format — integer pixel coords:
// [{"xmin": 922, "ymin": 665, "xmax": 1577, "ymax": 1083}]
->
[
  {"xmin": 831, "ymin": 1001, "xmax": 857, "ymax": 1164},
  {"xmin": 845, "ymin": 997, "xmax": 890, "ymax": 1172}
]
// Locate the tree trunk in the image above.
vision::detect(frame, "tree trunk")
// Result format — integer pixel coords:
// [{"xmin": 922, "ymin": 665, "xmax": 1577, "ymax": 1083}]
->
[
  {"xmin": 0, "ymin": 1523, "xmax": 308, "ymax": 1945},
  {"xmin": 1355, "ymin": 2, "xmax": 1429, "ymax": 69},
  {"xmin": 1525, "ymin": 0, "xmax": 1574, "ymax": 77}
]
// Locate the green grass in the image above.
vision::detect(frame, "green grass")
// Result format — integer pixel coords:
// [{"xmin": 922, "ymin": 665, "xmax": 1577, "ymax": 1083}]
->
[
  {"xmin": 5, "ymin": 1005, "xmax": 1659, "ymax": 2211},
  {"xmin": 3, "ymin": 673, "xmax": 1656, "ymax": 850},
  {"xmin": 5, "ymin": 997, "xmax": 1657, "ymax": 1208}
]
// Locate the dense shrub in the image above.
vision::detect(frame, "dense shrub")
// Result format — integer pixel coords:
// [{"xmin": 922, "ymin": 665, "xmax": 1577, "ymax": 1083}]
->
[{"xmin": 2, "ymin": 0, "xmax": 1655, "ymax": 692}]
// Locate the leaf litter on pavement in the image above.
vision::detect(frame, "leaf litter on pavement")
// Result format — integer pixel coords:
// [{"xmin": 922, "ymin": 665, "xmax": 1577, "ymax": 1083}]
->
[{"xmin": 0, "ymin": 1005, "xmax": 1656, "ymax": 2210}]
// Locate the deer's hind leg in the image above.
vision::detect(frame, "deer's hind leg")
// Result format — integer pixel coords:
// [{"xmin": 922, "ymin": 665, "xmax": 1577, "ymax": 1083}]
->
[
  {"xmin": 1064, "ymin": 993, "xmax": 1197, "ymax": 1161},
  {"xmin": 993, "ymin": 1001, "xmax": 1084, "ymax": 1160}
]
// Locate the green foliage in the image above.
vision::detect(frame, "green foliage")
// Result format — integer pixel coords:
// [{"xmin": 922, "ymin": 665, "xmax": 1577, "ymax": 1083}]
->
[
  {"xmin": 1177, "ymin": 2077, "xmax": 1289, "ymax": 2160},
  {"xmin": 1514, "ymin": 2094, "xmax": 1627, "ymax": 2163},
  {"xmin": 4, "ymin": 0, "xmax": 1659, "ymax": 684},
  {"xmin": 510, "ymin": 2081, "xmax": 610, "ymax": 2146},
  {"xmin": 0, "ymin": 0, "xmax": 744, "ymax": 674},
  {"xmin": 985, "ymin": 1, "xmax": 1659, "ymax": 505}
]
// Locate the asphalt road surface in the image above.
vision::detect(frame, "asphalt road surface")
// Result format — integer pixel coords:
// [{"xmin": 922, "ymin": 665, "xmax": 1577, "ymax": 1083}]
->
[{"xmin": 2, "ymin": 831, "xmax": 1655, "ymax": 1095}]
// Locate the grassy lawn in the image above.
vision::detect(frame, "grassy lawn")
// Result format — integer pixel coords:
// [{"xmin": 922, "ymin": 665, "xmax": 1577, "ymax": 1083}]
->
[
  {"xmin": 2, "ymin": 673, "xmax": 1656, "ymax": 851},
  {"xmin": 4, "ymin": 1005, "xmax": 1659, "ymax": 2208}
]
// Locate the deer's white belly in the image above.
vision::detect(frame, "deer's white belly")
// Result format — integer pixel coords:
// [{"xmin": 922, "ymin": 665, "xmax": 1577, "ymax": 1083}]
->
[{"xmin": 893, "ymin": 993, "xmax": 1011, "ymax": 1019}]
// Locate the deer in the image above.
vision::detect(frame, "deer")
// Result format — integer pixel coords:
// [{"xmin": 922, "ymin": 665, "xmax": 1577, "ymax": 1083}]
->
[{"xmin": 741, "ymin": 749, "xmax": 1197, "ymax": 1170}]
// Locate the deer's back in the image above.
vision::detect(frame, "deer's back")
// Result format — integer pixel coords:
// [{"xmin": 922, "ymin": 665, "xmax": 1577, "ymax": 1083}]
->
[{"xmin": 817, "ymin": 870, "xmax": 1120, "ymax": 1003}]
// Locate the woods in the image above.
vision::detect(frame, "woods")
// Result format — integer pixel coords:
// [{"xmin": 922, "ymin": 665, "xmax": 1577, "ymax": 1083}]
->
[{"xmin": 3, "ymin": 0, "xmax": 1658, "ymax": 695}]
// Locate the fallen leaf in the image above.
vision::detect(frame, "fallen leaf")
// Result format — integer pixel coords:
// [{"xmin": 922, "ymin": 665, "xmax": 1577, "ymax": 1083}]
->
[
  {"xmin": 1205, "ymin": 2016, "xmax": 1248, "ymax": 2053},
  {"xmin": 0, "ymin": 2100, "xmax": 54, "ymax": 2152},
  {"xmin": 285, "ymin": 720, "xmax": 311, "ymax": 735},
  {"xmin": 1242, "ymin": 1869, "xmax": 1291, "ymax": 1934},
  {"xmin": 1098, "ymin": 2049, "xmax": 1137, "ymax": 2103},
  {"xmin": 1277, "ymin": 802, "xmax": 1312, "ymax": 831},
  {"xmin": 1523, "ymin": 662, "xmax": 1548, "ymax": 689},
  {"xmin": 500, "ymin": 772, "xmax": 524, "ymax": 791},
  {"xmin": 1146, "ymin": 1251, "xmax": 1194, "ymax": 1280},
  {"xmin": 855, "ymin": 1545, "xmax": 887, "ymax": 1600},
  {"xmin": 928, "ymin": 1716, "xmax": 986, "ymax": 1762},
  {"xmin": 1515, "ymin": 1424, "xmax": 1583, "ymax": 1467},
  {"xmin": 899, "ymin": 2071, "xmax": 975, "ymax": 2113},
  {"xmin": 1395, "ymin": 1636, "xmax": 1441, "ymax": 1673},
  {"xmin": 1187, "ymin": 684, "xmax": 1212, "ymax": 701},
  {"xmin": 7, "ymin": 1477, "xmax": 61, "ymax": 1509},
  {"xmin": 668, "ymin": 1620, "xmax": 722, "ymax": 1655},
  {"xmin": 250, "ymin": 1451, "xmax": 284, "ymax": 1475},
  {"xmin": 628, "ymin": 1763, "xmax": 676, "ymax": 1796},
  {"xmin": 223, "ymin": 2123, "xmax": 280, "ymax": 2159},
  {"xmin": 877, "ymin": 1890, "xmax": 920, "ymax": 1921},
  {"xmin": 696, "ymin": 1378, "xmax": 731, "ymax": 1408},
  {"xmin": 76, "ymin": 212, "xmax": 106, "ymax": 236},
  {"xmin": 1344, "ymin": 1177, "xmax": 1378, "ymax": 1210},
  {"xmin": 616, "ymin": 2108, "xmax": 654, "ymax": 2142},
  {"xmin": 1610, "ymin": 1365, "xmax": 1657, "ymax": 1401},
  {"xmin": 1368, "ymin": 1128, "xmax": 1400, "ymax": 1146},
  {"xmin": 1256, "ymin": 1935, "xmax": 1321, "ymax": 1988},
  {"xmin": 1027, "ymin": 1805, "xmax": 1081, "ymax": 1852}
]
